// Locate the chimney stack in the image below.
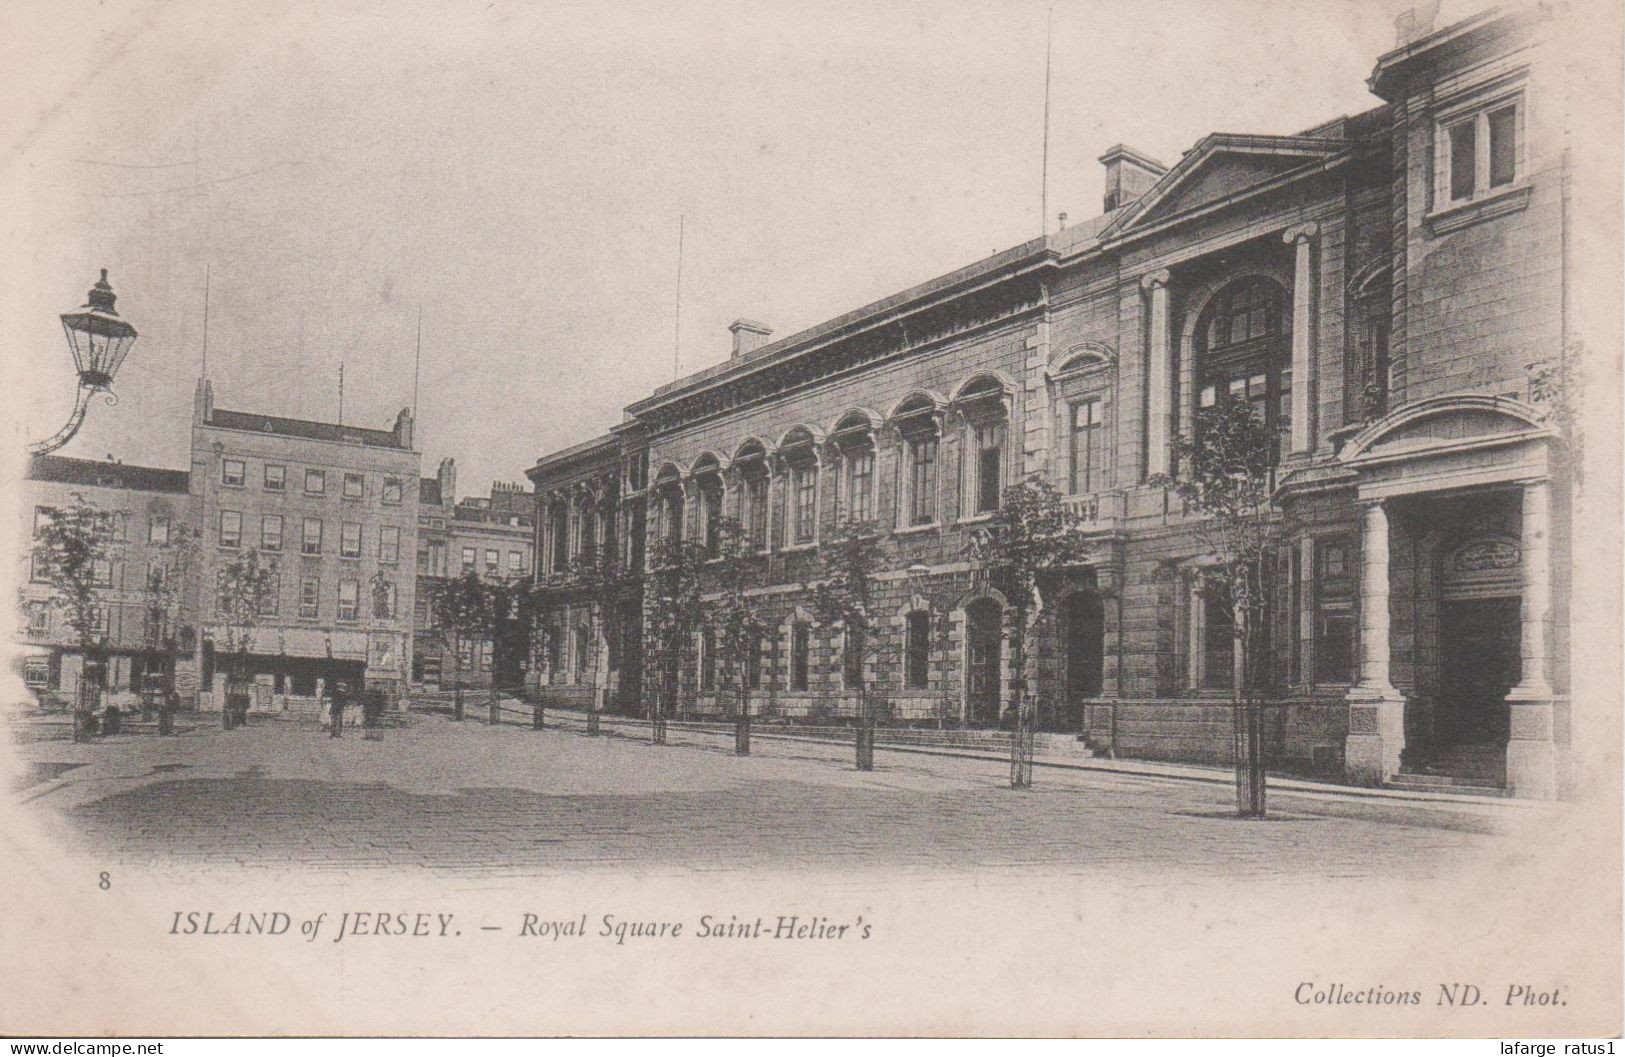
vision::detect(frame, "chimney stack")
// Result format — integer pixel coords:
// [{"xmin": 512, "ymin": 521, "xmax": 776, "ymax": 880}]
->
[
  {"xmin": 437, "ymin": 457, "xmax": 457, "ymax": 507},
  {"xmin": 1099, "ymin": 145, "xmax": 1169, "ymax": 213},
  {"xmin": 728, "ymin": 319, "xmax": 773, "ymax": 359}
]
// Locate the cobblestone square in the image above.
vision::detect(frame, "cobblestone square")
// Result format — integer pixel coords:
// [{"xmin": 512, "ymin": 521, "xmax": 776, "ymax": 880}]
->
[{"xmin": 8, "ymin": 710, "xmax": 1540, "ymax": 881}]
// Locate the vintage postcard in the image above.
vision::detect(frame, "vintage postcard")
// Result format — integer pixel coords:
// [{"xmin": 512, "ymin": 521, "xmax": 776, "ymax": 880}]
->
[{"xmin": 0, "ymin": 0, "xmax": 1619, "ymax": 1039}]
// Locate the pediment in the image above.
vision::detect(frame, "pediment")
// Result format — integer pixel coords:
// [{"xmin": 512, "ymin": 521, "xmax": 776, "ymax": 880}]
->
[
  {"xmin": 1340, "ymin": 396, "xmax": 1549, "ymax": 465},
  {"xmin": 1106, "ymin": 135, "xmax": 1347, "ymax": 237}
]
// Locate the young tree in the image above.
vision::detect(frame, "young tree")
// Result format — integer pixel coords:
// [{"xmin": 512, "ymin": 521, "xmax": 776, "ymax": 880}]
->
[
  {"xmin": 710, "ymin": 518, "xmax": 768, "ymax": 754},
  {"xmin": 642, "ymin": 536, "xmax": 708, "ymax": 740},
  {"xmin": 1150, "ymin": 394, "xmax": 1290, "ymax": 817},
  {"xmin": 966, "ymin": 477, "xmax": 1096, "ymax": 788},
  {"xmin": 30, "ymin": 497, "xmax": 113, "ymax": 739},
  {"xmin": 809, "ymin": 518, "xmax": 886, "ymax": 770},
  {"xmin": 428, "ymin": 571, "xmax": 495, "ymax": 721},
  {"xmin": 143, "ymin": 522, "xmax": 199, "ymax": 714},
  {"xmin": 214, "ymin": 548, "xmax": 280, "ymax": 727}
]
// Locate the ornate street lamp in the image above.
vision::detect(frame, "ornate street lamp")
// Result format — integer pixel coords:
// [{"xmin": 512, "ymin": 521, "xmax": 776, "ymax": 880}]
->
[{"xmin": 28, "ymin": 270, "xmax": 139, "ymax": 456}]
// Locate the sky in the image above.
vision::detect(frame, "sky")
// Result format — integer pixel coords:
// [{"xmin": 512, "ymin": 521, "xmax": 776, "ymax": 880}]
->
[{"xmin": 1, "ymin": 0, "xmax": 1488, "ymax": 496}]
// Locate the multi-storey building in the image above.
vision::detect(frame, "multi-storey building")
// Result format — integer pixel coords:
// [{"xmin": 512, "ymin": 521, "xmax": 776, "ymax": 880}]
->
[
  {"xmin": 526, "ymin": 8, "xmax": 1573, "ymax": 797},
  {"xmin": 190, "ymin": 379, "xmax": 420, "ymax": 711},
  {"xmin": 17, "ymin": 455, "xmax": 201, "ymax": 706},
  {"xmin": 412, "ymin": 459, "xmax": 536, "ymax": 690}
]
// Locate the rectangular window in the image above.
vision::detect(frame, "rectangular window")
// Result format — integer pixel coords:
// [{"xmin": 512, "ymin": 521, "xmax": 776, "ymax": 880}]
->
[
  {"xmin": 1202, "ymin": 580, "xmax": 1235, "ymax": 691},
  {"xmin": 1488, "ymin": 104, "xmax": 1517, "ymax": 188},
  {"xmin": 790, "ymin": 623, "xmax": 810, "ymax": 691},
  {"xmin": 302, "ymin": 518, "xmax": 323, "ymax": 555},
  {"xmin": 1448, "ymin": 118, "xmax": 1477, "ymax": 201},
  {"xmin": 300, "ymin": 577, "xmax": 320, "ymax": 619},
  {"xmin": 149, "ymin": 516, "xmax": 170, "ymax": 545},
  {"xmin": 1314, "ymin": 537, "xmax": 1357, "ymax": 684},
  {"xmin": 111, "ymin": 513, "xmax": 127, "ymax": 542},
  {"xmin": 340, "ymin": 522, "xmax": 362, "ymax": 558},
  {"xmin": 257, "ymin": 572, "xmax": 280, "ymax": 616},
  {"xmin": 507, "ymin": 551, "xmax": 522, "ymax": 575},
  {"xmin": 1070, "ymin": 398, "xmax": 1103, "ymax": 495},
  {"xmin": 373, "ymin": 581, "xmax": 396, "ymax": 620},
  {"xmin": 26, "ymin": 602, "xmax": 49, "ymax": 637},
  {"xmin": 219, "ymin": 510, "xmax": 241, "ymax": 548},
  {"xmin": 747, "ymin": 476, "xmax": 769, "ymax": 548},
  {"xmin": 264, "ymin": 464, "xmax": 286, "ymax": 492},
  {"xmin": 380, "ymin": 525, "xmax": 400, "ymax": 563},
  {"xmin": 909, "ymin": 437, "xmax": 938, "ymax": 526},
  {"xmin": 305, "ymin": 469, "xmax": 326, "ymax": 496},
  {"xmin": 462, "ymin": 547, "xmax": 477, "ymax": 573},
  {"xmin": 482, "ymin": 642, "xmax": 494, "ymax": 672},
  {"xmin": 222, "ymin": 459, "xmax": 245, "ymax": 487},
  {"xmin": 381, "ymin": 477, "xmax": 403, "ymax": 504},
  {"xmin": 23, "ymin": 657, "xmax": 50, "ymax": 688},
  {"xmin": 30, "ymin": 550, "xmax": 49, "ymax": 583},
  {"xmin": 485, "ymin": 549, "xmax": 499, "ymax": 574},
  {"xmin": 146, "ymin": 560, "xmax": 165, "ymax": 592},
  {"xmin": 793, "ymin": 465, "xmax": 817, "ymax": 544},
  {"xmin": 33, "ymin": 507, "xmax": 53, "ymax": 537},
  {"xmin": 343, "ymin": 473, "xmax": 365, "ymax": 499},
  {"xmin": 1440, "ymin": 98, "xmax": 1521, "ymax": 209},
  {"xmin": 975, "ymin": 423, "xmax": 1004, "ymax": 514},
  {"xmin": 261, "ymin": 514, "xmax": 283, "ymax": 551},
  {"xmin": 337, "ymin": 579, "xmax": 359, "ymax": 622},
  {"xmin": 905, "ymin": 610, "xmax": 931, "ymax": 690},
  {"xmin": 93, "ymin": 558, "xmax": 113, "ymax": 587}
]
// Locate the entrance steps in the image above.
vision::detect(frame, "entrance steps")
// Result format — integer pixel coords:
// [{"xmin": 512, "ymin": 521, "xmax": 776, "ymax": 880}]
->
[{"xmin": 1388, "ymin": 743, "xmax": 1507, "ymax": 796}]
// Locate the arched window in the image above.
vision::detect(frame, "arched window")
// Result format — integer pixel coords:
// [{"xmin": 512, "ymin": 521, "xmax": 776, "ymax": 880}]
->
[
  {"xmin": 733, "ymin": 440, "xmax": 769, "ymax": 550},
  {"xmin": 956, "ymin": 375, "xmax": 1009, "ymax": 514},
  {"xmin": 779, "ymin": 427, "xmax": 819, "ymax": 546},
  {"xmin": 691, "ymin": 455, "xmax": 723, "ymax": 557},
  {"xmin": 831, "ymin": 412, "xmax": 876, "ymax": 525},
  {"xmin": 653, "ymin": 466, "xmax": 683, "ymax": 546},
  {"xmin": 892, "ymin": 394, "xmax": 942, "ymax": 527},
  {"xmin": 1195, "ymin": 276, "xmax": 1291, "ymax": 460}
]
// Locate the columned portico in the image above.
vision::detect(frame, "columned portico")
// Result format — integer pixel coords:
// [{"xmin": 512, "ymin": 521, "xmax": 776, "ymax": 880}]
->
[
  {"xmin": 1141, "ymin": 269, "xmax": 1172, "ymax": 478},
  {"xmin": 1504, "ymin": 478, "xmax": 1558, "ymax": 798},
  {"xmin": 1344, "ymin": 499, "xmax": 1406, "ymax": 785}
]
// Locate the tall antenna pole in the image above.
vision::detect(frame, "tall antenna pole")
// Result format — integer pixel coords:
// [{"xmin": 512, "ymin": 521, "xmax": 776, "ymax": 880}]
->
[
  {"xmin": 1041, "ymin": 8, "xmax": 1053, "ymax": 237},
  {"xmin": 412, "ymin": 307, "xmax": 423, "ymax": 424},
  {"xmin": 200, "ymin": 265, "xmax": 211, "ymax": 380},
  {"xmin": 338, "ymin": 363, "xmax": 344, "ymax": 425},
  {"xmin": 673, "ymin": 214, "xmax": 685, "ymax": 379}
]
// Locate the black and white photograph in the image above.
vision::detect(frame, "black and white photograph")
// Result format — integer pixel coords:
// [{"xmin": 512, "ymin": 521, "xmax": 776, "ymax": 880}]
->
[{"xmin": 1, "ymin": 0, "xmax": 1619, "ymax": 1040}]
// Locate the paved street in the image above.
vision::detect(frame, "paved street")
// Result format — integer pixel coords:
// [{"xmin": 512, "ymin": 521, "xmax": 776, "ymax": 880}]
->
[{"xmin": 6, "ymin": 708, "xmax": 1549, "ymax": 881}]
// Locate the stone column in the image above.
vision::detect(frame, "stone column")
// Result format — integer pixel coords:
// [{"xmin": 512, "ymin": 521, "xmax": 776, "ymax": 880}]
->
[
  {"xmin": 1283, "ymin": 223, "xmax": 1318, "ymax": 455},
  {"xmin": 1344, "ymin": 500, "xmax": 1406, "ymax": 785},
  {"xmin": 1505, "ymin": 479, "xmax": 1557, "ymax": 798},
  {"xmin": 1141, "ymin": 269, "xmax": 1173, "ymax": 479}
]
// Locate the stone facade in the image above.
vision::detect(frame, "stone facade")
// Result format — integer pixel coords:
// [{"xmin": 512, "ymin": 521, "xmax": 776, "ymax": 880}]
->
[
  {"xmin": 190, "ymin": 379, "xmax": 421, "ymax": 712},
  {"xmin": 526, "ymin": 8, "xmax": 1572, "ymax": 797},
  {"xmin": 17, "ymin": 456, "xmax": 201, "ymax": 706}
]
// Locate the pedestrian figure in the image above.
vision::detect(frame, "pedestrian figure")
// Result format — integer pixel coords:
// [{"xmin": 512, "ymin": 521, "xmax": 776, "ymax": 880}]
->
[
  {"xmin": 362, "ymin": 689, "xmax": 383, "ymax": 741},
  {"xmin": 159, "ymin": 687, "xmax": 179, "ymax": 736},
  {"xmin": 329, "ymin": 681, "xmax": 348, "ymax": 739}
]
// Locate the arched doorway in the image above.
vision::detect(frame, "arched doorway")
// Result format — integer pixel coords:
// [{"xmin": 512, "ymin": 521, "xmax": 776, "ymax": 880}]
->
[
  {"xmin": 964, "ymin": 598, "xmax": 1003, "ymax": 727},
  {"xmin": 1060, "ymin": 591, "xmax": 1104, "ymax": 731}
]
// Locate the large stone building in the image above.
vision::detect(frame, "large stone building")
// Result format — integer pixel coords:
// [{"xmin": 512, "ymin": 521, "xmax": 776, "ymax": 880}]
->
[
  {"xmin": 527, "ymin": 6, "xmax": 1569, "ymax": 797},
  {"xmin": 190, "ymin": 379, "xmax": 421, "ymax": 711},
  {"xmin": 17, "ymin": 455, "xmax": 201, "ymax": 706}
]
